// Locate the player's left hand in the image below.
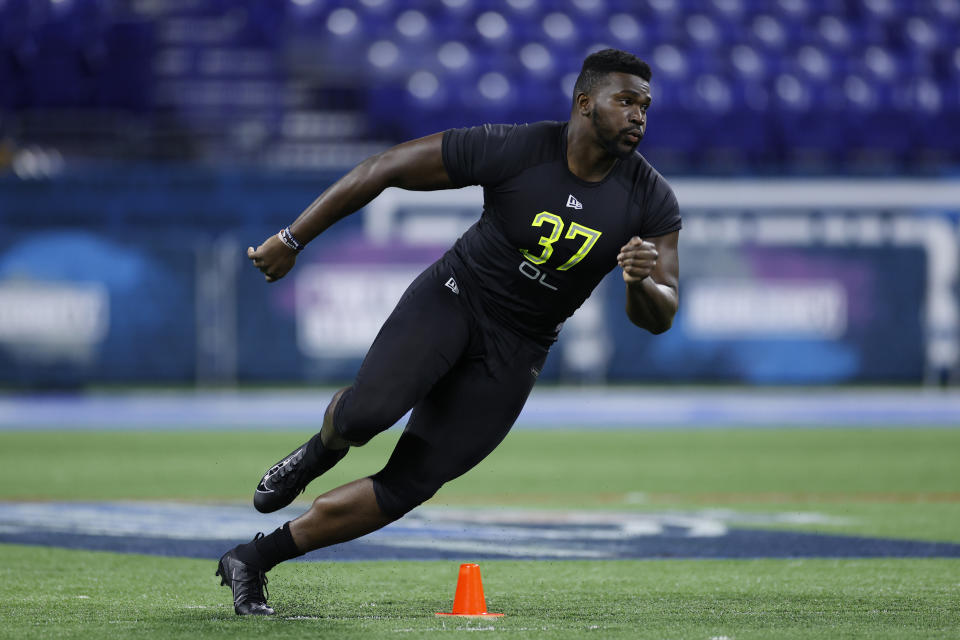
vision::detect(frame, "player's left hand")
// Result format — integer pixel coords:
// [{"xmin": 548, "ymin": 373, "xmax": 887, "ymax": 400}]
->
[
  {"xmin": 247, "ymin": 233, "xmax": 297, "ymax": 283},
  {"xmin": 617, "ymin": 236, "xmax": 658, "ymax": 284}
]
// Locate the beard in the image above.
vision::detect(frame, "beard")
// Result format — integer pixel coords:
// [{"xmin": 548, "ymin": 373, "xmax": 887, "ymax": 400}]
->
[{"xmin": 591, "ymin": 109, "xmax": 641, "ymax": 159}]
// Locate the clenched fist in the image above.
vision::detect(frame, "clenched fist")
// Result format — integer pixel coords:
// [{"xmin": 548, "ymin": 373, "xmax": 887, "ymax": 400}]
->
[
  {"xmin": 247, "ymin": 233, "xmax": 298, "ymax": 283},
  {"xmin": 617, "ymin": 236, "xmax": 658, "ymax": 284}
]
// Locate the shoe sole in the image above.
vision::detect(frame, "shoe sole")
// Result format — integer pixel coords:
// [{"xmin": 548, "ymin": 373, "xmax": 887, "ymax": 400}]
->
[{"xmin": 253, "ymin": 486, "xmax": 302, "ymax": 513}]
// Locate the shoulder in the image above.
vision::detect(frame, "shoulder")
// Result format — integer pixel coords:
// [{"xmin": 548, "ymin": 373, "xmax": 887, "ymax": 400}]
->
[
  {"xmin": 617, "ymin": 152, "xmax": 681, "ymax": 236},
  {"xmin": 503, "ymin": 120, "xmax": 565, "ymax": 144},
  {"xmin": 444, "ymin": 120, "xmax": 562, "ymax": 155},
  {"xmin": 442, "ymin": 120, "xmax": 565, "ymax": 187},
  {"xmin": 619, "ymin": 152, "xmax": 678, "ymax": 208}
]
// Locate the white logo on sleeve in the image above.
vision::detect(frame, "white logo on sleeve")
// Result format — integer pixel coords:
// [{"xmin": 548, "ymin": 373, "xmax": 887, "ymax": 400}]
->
[
  {"xmin": 566, "ymin": 194, "xmax": 583, "ymax": 210},
  {"xmin": 444, "ymin": 277, "xmax": 459, "ymax": 294}
]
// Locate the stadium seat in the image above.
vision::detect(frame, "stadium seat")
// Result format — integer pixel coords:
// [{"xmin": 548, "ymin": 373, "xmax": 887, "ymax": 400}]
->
[{"xmin": 3, "ymin": 0, "xmax": 958, "ymax": 174}]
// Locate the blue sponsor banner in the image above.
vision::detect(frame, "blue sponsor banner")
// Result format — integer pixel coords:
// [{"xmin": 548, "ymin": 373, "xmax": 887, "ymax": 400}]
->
[
  {"xmin": 0, "ymin": 230, "xmax": 197, "ymax": 385},
  {"xmin": 604, "ymin": 245, "xmax": 926, "ymax": 383},
  {"xmin": 3, "ymin": 169, "xmax": 947, "ymax": 387},
  {"xmin": 0, "ymin": 228, "xmax": 930, "ymax": 387}
]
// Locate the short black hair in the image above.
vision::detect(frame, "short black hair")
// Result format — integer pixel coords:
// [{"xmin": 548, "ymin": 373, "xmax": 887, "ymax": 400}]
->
[{"xmin": 573, "ymin": 49, "xmax": 652, "ymax": 100}]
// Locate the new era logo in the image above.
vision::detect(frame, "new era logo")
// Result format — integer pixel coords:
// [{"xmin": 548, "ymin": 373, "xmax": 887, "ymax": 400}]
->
[
  {"xmin": 566, "ymin": 194, "xmax": 583, "ymax": 210},
  {"xmin": 444, "ymin": 277, "xmax": 459, "ymax": 294}
]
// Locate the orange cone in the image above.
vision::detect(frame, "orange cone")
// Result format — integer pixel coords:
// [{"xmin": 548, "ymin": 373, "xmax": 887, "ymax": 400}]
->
[{"xmin": 435, "ymin": 563, "xmax": 504, "ymax": 617}]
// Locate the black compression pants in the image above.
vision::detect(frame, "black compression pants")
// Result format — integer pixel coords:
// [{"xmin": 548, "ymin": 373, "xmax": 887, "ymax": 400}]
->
[{"xmin": 331, "ymin": 257, "xmax": 548, "ymax": 519}]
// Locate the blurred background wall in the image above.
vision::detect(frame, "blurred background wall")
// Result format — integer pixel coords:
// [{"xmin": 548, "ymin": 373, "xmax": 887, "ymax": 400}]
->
[{"xmin": 0, "ymin": 0, "xmax": 958, "ymax": 389}]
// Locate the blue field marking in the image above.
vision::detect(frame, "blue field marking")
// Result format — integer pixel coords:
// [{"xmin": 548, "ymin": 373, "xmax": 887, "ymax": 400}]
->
[
  {"xmin": 1, "ymin": 502, "xmax": 958, "ymax": 560},
  {"xmin": 2, "ymin": 388, "xmax": 960, "ymax": 429}
]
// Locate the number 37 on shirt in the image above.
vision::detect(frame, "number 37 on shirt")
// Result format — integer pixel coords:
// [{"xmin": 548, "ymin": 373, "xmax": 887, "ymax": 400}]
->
[{"xmin": 519, "ymin": 211, "xmax": 602, "ymax": 272}]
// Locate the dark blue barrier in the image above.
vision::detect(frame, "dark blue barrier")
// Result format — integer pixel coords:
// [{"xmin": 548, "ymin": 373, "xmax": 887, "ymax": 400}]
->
[{"xmin": 0, "ymin": 166, "xmax": 343, "ymax": 231}]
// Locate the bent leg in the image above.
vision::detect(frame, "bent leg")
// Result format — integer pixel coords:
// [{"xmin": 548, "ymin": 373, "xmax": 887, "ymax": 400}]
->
[
  {"xmin": 225, "ymin": 261, "xmax": 480, "ymax": 612},
  {"xmin": 285, "ymin": 341, "xmax": 546, "ymax": 553},
  {"xmin": 253, "ymin": 261, "xmax": 474, "ymax": 513},
  {"xmin": 372, "ymin": 343, "xmax": 547, "ymax": 518},
  {"xmin": 289, "ymin": 478, "xmax": 393, "ymax": 551},
  {"xmin": 276, "ymin": 261, "xmax": 482, "ymax": 548}
]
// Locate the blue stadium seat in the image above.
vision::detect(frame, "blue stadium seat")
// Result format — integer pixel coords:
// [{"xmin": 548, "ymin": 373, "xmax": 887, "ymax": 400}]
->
[
  {"xmin": 3, "ymin": 0, "xmax": 958, "ymax": 173},
  {"xmin": 95, "ymin": 21, "xmax": 155, "ymax": 110}
]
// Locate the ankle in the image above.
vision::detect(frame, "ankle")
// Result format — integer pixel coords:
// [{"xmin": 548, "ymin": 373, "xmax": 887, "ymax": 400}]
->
[
  {"xmin": 253, "ymin": 523, "xmax": 303, "ymax": 570},
  {"xmin": 231, "ymin": 538, "xmax": 267, "ymax": 570}
]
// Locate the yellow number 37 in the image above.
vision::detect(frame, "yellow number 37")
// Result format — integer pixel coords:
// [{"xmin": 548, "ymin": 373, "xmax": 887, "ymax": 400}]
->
[{"xmin": 519, "ymin": 211, "xmax": 602, "ymax": 271}]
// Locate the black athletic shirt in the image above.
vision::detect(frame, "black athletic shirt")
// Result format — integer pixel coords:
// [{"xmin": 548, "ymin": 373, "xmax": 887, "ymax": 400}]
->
[{"xmin": 441, "ymin": 120, "xmax": 681, "ymax": 345}]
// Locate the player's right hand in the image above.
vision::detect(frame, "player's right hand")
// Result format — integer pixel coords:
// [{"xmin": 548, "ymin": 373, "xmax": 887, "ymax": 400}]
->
[
  {"xmin": 247, "ymin": 234, "xmax": 297, "ymax": 283},
  {"xmin": 617, "ymin": 236, "xmax": 658, "ymax": 284}
]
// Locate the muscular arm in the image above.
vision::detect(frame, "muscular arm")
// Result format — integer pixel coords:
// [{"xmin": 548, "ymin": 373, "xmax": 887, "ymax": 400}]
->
[
  {"xmin": 248, "ymin": 133, "xmax": 452, "ymax": 281},
  {"xmin": 617, "ymin": 230, "xmax": 679, "ymax": 334},
  {"xmin": 289, "ymin": 133, "xmax": 453, "ymax": 243}
]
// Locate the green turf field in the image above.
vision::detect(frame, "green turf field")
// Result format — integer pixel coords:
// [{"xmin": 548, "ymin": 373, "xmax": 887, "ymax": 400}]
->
[
  {"xmin": 3, "ymin": 547, "xmax": 957, "ymax": 639},
  {"xmin": 3, "ymin": 427, "xmax": 959, "ymax": 638}
]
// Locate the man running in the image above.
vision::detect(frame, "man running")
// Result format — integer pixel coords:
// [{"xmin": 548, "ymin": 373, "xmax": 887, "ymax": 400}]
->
[{"xmin": 217, "ymin": 48, "xmax": 680, "ymax": 615}]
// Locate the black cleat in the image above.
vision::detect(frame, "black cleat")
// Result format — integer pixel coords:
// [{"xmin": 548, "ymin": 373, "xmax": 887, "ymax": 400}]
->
[
  {"xmin": 253, "ymin": 439, "xmax": 348, "ymax": 514},
  {"xmin": 216, "ymin": 538, "xmax": 275, "ymax": 616}
]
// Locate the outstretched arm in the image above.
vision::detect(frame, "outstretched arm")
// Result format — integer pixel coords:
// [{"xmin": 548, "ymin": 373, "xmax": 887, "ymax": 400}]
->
[
  {"xmin": 247, "ymin": 133, "xmax": 452, "ymax": 282},
  {"xmin": 617, "ymin": 230, "xmax": 679, "ymax": 334}
]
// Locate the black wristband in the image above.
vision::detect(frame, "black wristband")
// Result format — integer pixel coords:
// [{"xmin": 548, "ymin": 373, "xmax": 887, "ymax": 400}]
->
[{"xmin": 277, "ymin": 227, "xmax": 303, "ymax": 252}]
